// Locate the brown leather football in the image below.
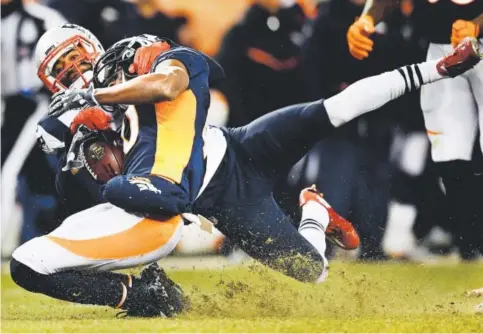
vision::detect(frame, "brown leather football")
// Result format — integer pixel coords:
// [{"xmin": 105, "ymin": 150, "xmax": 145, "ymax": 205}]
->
[{"xmin": 83, "ymin": 140, "xmax": 124, "ymax": 183}]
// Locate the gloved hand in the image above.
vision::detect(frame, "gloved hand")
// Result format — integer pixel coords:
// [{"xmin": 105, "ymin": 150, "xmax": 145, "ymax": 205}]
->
[
  {"xmin": 49, "ymin": 85, "xmax": 99, "ymax": 117},
  {"xmin": 128, "ymin": 41, "xmax": 172, "ymax": 75},
  {"xmin": 70, "ymin": 107, "xmax": 113, "ymax": 134},
  {"xmin": 451, "ymin": 19, "xmax": 480, "ymax": 48},
  {"xmin": 346, "ymin": 15, "xmax": 376, "ymax": 60}
]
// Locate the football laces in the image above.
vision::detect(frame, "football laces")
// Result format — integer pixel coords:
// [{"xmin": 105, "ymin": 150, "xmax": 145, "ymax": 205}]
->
[{"xmin": 78, "ymin": 141, "xmax": 98, "ymax": 180}]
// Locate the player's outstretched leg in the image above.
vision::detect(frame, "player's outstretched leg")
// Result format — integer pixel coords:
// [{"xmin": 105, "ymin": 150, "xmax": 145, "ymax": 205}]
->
[
  {"xmin": 325, "ymin": 37, "xmax": 480, "ymax": 127},
  {"xmin": 230, "ymin": 38, "xmax": 481, "ymax": 179}
]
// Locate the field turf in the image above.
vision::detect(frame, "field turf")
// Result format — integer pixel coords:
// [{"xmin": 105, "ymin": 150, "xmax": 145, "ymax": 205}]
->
[{"xmin": 2, "ymin": 260, "xmax": 482, "ymax": 332}]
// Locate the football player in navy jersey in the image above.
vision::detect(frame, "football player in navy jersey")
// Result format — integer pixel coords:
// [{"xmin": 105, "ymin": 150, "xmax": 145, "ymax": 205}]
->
[
  {"xmin": 347, "ymin": 0, "xmax": 483, "ymax": 260},
  {"xmin": 51, "ymin": 34, "xmax": 481, "ymax": 285},
  {"xmin": 51, "ymin": 35, "xmax": 360, "ymax": 284}
]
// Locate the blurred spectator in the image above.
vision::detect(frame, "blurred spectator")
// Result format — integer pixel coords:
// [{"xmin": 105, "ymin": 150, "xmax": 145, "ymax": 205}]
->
[
  {"xmin": 302, "ymin": 0, "xmax": 417, "ymax": 99},
  {"xmin": 156, "ymin": 0, "xmax": 251, "ymax": 56},
  {"xmin": 1, "ymin": 0, "xmax": 66, "ymax": 252},
  {"xmin": 215, "ymin": 0, "xmax": 310, "ymax": 126},
  {"xmin": 48, "ymin": 0, "xmax": 187, "ymax": 48},
  {"xmin": 155, "ymin": 0, "xmax": 316, "ymax": 56}
]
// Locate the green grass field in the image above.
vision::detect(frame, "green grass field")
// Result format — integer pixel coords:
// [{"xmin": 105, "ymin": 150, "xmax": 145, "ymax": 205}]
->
[{"xmin": 2, "ymin": 260, "xmax": 483, "ymax": 332}]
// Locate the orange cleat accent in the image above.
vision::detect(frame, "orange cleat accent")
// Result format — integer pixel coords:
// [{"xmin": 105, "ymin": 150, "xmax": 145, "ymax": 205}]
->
[{"xmin": 299, "ymin": 185, "xmax": 360, "ymax": 250}]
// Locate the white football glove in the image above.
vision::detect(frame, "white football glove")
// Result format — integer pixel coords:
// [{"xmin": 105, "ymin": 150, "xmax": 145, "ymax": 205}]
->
[{"xmin": 48, "ymin": 85, "xmax": 99, "ymax": 117}]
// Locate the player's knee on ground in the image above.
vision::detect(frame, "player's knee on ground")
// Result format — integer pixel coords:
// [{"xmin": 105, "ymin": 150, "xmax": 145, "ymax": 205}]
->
[
  {"xmin": 289, "ymin": 254, "xmax": 325, "ymax": 283},
  {"xmin": 102, "ymin": 175, "xmax": 191, "ymax": 218},
  {"xmin": 267, "ymin": 251, "xmax": 326, "ymax": 283},
  {"xmin": 10, "ymin": 258, "xmax": 45, "ymax": 293}
]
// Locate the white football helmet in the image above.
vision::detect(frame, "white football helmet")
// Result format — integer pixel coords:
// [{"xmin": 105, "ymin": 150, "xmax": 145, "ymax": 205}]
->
[{"xmin": 35, "ymin": 24, "xmax": 104, "ymax": 93}]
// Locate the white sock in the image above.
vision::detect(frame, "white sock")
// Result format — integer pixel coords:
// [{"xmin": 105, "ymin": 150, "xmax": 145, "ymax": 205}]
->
[
  {"xmin": 405, "ymin": 60, "xmax": 444, "ymax": 85},
  {"xmin": 301, "ymin": 201, "xmax": 330, "ymax": 231},
  {"xmin": 298, "ymin": 201, "xmax": 330, "ymax": 282},
  {"xmin": 325, "ymin": 60, "xmax": 443, "ymax": 127}
]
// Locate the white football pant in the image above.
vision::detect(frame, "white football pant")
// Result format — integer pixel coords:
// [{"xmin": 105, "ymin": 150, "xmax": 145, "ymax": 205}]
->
[
  {"xmin": 12, "ymin": 203, "xmax": 183, "ymax": 275},
  {"xmin": 421, "ymin": 40, "xmax": 483, "ymax": 162}
]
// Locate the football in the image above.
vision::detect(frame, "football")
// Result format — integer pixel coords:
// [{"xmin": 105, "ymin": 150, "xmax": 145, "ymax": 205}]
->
[{"xmin": 83, "ymin": 139, "xmax": 124, "ymax": 183}]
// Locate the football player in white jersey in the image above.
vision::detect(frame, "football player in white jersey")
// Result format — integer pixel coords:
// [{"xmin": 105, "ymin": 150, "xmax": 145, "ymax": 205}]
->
[{"xmin": 11, "ymin": 24, "xmax": 188, "ymax": 318}]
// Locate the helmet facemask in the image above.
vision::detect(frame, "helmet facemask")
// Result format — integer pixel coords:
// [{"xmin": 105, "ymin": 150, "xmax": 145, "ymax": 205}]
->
[{"xmin": 38, "ymin": 35, "xmax": 102, "ymax": 93}]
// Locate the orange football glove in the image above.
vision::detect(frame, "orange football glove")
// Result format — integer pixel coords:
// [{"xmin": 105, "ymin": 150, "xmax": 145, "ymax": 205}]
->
[
  {"xmin": 451, "ymin": 20, "xmax": 480, "ymax": 48},
  {"xmin": 347, "ymin": 15, "xmax": 376, "ymax": 60},
  {"xmin": 128, "ymin": 41, "xmax": 172, "ymax": 76},
  {"xmin": 70, "ymin": 107, "xmax": 112, "ymax": 134}
]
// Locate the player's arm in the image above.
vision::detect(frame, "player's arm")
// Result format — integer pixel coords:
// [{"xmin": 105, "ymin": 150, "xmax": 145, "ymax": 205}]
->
[
  {"xmin": 94, "ymin": 59, "xmax": 189, "ymax": 105},
  {"xmin": 48, "ymin": 47, "xmax": 204, "ymax": 117},
  {"xmin": 346, "ymin": 0, "xmax": 398, "ymax": 60},
  {"xmin": 451, "ymin": 12, "xmax": 483, "ymax": 47},
  {"xmin": 362, "ymin": 0, "xmax": 398, "ymax": 24}
]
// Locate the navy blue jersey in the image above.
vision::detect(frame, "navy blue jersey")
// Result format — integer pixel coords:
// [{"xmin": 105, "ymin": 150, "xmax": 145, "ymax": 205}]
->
[
  {"xmin": 121, "ymin": 45, "xmax": 211, "ymax": 202},
  {"xmin": 37, "ymin": 113, "xmax": 73, "ymax": 154},
  {"xmin": 37, "ymin": 110, "xmax": 110, "ymax": 214}
]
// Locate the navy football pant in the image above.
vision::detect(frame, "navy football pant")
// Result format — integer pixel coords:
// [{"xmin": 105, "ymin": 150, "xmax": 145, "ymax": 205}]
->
[
  {"xmin": 199, "ymin": 99, "xmax": 335, "ymax": 282},
  {"xmin": 104, "ymin": 100, "xmax": 335, "ymax": 282},
  {"xmin": 227, "ymin": 99, "xmax": 335, "ymax": 179}
]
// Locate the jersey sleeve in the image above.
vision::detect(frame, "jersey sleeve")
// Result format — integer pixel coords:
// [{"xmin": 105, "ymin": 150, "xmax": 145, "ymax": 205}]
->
[
  {"xmin": 37, "ymin": 116, "xmax": 69, "ymax": 154},
  {"xmin": 152, "ymin": 47, "xmax": 209, "ymax": 79},
  {"xmin": 37, "ymin": 108, "xmax": 83, "ymax": 154}
]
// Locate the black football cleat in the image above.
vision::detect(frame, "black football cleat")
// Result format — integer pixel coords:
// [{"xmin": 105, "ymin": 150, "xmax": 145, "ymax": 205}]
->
[{"xmin": 119, "ymin": 263, "xmax": 190, "ymax": 318}]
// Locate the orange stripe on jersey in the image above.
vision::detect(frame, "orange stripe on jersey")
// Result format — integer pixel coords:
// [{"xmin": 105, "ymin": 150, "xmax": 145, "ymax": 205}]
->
[
  {"xmin": 150, "ymin": 89, "xmax": 197, "ymax": 183},
  {"xmin": 47, "ymin": 216, "xmax": 183, "ymax": 259}
]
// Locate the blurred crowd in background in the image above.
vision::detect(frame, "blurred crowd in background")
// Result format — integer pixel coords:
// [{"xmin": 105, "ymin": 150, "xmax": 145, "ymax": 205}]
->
[{"xmin": 1, "ymin": 0, "xmax": 479, "ymax": 262}]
